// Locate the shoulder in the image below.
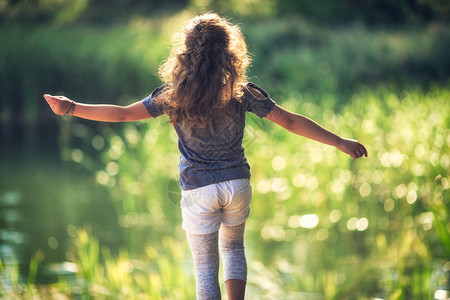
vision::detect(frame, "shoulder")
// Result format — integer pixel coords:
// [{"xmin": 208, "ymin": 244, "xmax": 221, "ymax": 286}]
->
[
  {"xmin": 142, "ymin": 84, "xmax": 171, "ymax": 118},
  {"xmin": 243, "ymin": 82, "xmax": 269, "ymax": 100},
  {"xmin": 240, "ymin": 82, "xmax": 275, "ymax": 118},
  {"xmin": 150, "ymin": 84, "xmax": 170, "ymax": 105}
]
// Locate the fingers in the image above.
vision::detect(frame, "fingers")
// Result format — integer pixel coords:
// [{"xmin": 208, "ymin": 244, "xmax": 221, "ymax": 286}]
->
[
  {"xmin": 43, "ymin": 94, "xmax": 57, "ymax": 104},
  {"xmin": 43, "ymin": 94, "xmax": 67, "ymax": 101},
  {"xmin": 43, "ymin": 94, "xmax": 71, "ymax": 115},
  {"xmin": 361, "ymin": 144, "xmax": 368, "ymax": 157},
  {"xmin": 356, "ymin": 142, "xmax": 368, "ymax": 158},
  {"xmin": 338, "ymin": 138, "xmax": 368, "ymax": 159},
  {"xmin": 351, "ymin": 143, "xmax": 368, "ymax": 159},
  {"xmin": 354, "ymin": 148, "xmax": 363, "ymax": 158},
  {"xmin": 43, "ymin": 94, "xmax": 55, "ymax": 99},
  {"xmin": 44, "ymin": 95, "xmax": 60, "ymax": 102}
]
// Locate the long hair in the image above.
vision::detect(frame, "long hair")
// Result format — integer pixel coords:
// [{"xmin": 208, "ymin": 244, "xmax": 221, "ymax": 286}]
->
[{"xmin": 159, "ymin": 13, "xmax": 251, "ymax": 127}]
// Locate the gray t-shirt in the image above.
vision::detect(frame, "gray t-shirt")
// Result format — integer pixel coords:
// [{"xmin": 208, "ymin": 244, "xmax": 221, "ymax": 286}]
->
[{"xmin": 142, "ymin": 82, "xmax": 275, "ymax": 190}]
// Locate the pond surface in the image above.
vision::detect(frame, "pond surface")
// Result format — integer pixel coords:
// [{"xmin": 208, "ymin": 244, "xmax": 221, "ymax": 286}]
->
[{"xmin": 0, "ymin": 120, "xmax": 121, "ymax": 281}]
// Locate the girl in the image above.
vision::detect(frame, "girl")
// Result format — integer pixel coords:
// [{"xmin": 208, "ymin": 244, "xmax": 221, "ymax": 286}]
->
[{"xmin": 44, "ymin": 13, "xmax": 367, "ymax": 300}]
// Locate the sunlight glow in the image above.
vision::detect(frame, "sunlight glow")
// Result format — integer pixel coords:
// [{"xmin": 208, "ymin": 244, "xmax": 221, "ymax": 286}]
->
[
  {"xmin": 330, "ymin": 180, "xmax": 345, "ymax": 194},
  {"xmin": 311, "ymin": 150, "xmax": 323, "ymax": 163},
  {"xmin": 48, "ymin": 236, "xmax": 58, "ymax": 249},
  {"xmin": 67, "ymin": 224, "xmax": 78, "ymax": 238},
  {"xmin": 96, "ymin": 170, "xmax": 115, "ymax": 187},
  {"xmin": 299, "ymin": 214, "xmax": 319, "ymax": 229},
  {"xmin": 109, "ymin": 137, "xmax": 124, "ymax": 159},
  {"xmin": 419, "ymin": 212, "xmax": 434, "ymax": 231},
  {"xmin": 92, "ymin": 135, "xmax": 105, "ymax": 150},
  {"xmin": 384, "ymin": 199, "xmax": 395, "ymax": 212},
  {"xmin": 145, "ymin": 129, "xmax": 159, "ymax": 145},
  {"xmin": 362, "ymin": 119, "xmax": 376, "ymax": 134},
  {"xmin": 411, "ymin": 163, "xmax": 425, "ymax": 176},
  {"xmin": 420, "ymin": 183, "xmax": 431, "ymax": 196},
  {"xmin": 288, "ymin": 215, "xmax": 301, "ymax": 228},
  {"xmin": 394, "ymin": 184, "xmax": 407, "ymax": 198},
  {"xmin": 125, "ymin": 126, "xmax": 139, "ymax": 145},
  {"xmin": 347, "ymin": 217, "xmax": 358, "ymax": 231},
  {"xmin": 414, "ymin": 143, "xmax": 426, "ymax": 157},
  {"xmin": 272, "ymin": 155, "xmax": 286, "ymax": 171},
  {"xmin": 106, "ymin": 162, "xmax": 119, "ymax": 176},
  {"xmin": 256, "ymin": 179, "xmax": 271, "ymax": 194},
  {"xmin": 431, "ymin": 152, "xmax": 440, "ymax": 166},
  {"xmin": 406, "ymin": 190, "xmax": 417, "ymax": 204},
  {"xmin": 329, "ymin": 209, "xmax": 342, "ymax": 223},
  {"xmin": 379, "ymin": 149, "xmax": 404, "ymax": 167},
  {"xmin": 434, "ymin": 289, "xmax": 449, "ymax": 300},
  {"xmin": 347, "ymin": 217, "xmax": 369, "ymax": 231},
  {"xmin": 339, "ymin": 169, "xmax": 353, "ymax": 184},
  {"xmin": 293, "ymin": 173, "xmax": 306, "ymax": 187},
  {"xmin": 371, "ymin": 170, "xmax": 384, "ymax": 184},
  {"xmin": 272, "ymin": 177, "xmax": 288, "ymax": 193},
  {"xmin": 71, "ymin": 149, "xmax": 83, "ymax": 163},
  {"xmin": 356, "ymin": 218, "xmax": 369, "ymax": 231},
  {"xmin": 443, "ymin": 261, "xmax": 450, "ymax": 272},
  {"xmin": 306, "ymin": 176, "xmax": 319, "ymax": 191},
  {"xmin": 389, "ymin": 149, "xmax": 404, "ymax": 167},
  {"xmin": 359, "ymin": 183, "xmax": 371, "ymax": 197}
]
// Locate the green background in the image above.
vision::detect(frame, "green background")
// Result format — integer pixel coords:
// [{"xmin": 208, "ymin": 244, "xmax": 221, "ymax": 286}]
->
[{"xmin": 0, "ymin": 0, "xmax": 449, "ymax": 299}]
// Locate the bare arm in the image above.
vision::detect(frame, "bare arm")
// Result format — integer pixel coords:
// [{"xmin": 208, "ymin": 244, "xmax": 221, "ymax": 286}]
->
[
  {"xmin": 44, "ymin": 94, "xmax": 152, "ymax": 122},
  {"xmin": 265, "ymin": 104, "xmax": 368, "ymax": 159}
]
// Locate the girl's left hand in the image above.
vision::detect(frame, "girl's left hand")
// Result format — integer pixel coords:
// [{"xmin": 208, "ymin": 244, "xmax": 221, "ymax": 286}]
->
[
  {"xmin": 44, "ymin": 94, "xmax": 73, "ymax": 115},
  {"xmin": 337, "ymin": 138, "xmax": 368, "ymax": 159}
]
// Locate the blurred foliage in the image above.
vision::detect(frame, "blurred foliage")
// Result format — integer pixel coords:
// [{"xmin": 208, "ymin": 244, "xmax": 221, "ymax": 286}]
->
[
  {"xmin": 1, "ymin": 16, "xmax": 448, "ymax": 130},
  {"xmin": 274, "ymin": 0, "xmax": 449, "ymax": 25},
  {"xmin": 243, "ymin": 17, "xmax": 449, "ymax": 99},
  {"xmin": 0, "ymin": 0, "xmax": 448, "ymax": 25}
]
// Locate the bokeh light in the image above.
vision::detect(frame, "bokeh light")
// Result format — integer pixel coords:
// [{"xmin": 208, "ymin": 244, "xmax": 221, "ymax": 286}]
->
[{"xmin": 299, "ymin": 214, "xmax": 319, "ymax": 229}]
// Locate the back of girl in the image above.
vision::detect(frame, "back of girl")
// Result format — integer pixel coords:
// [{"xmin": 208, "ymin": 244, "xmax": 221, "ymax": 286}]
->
[
  {"xmin": 145, "ymin": 14, "xmax": 277, "ymax": 299},
  {"xmin": 148, "ymin": 14, "xmax": 275, "ymax": 191},
  {"xmin": 44, "ymin": 12, "xmax": 367, "ymax": 300}
]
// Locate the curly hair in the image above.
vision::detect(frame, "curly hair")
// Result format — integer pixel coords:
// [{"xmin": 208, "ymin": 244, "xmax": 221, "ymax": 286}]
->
[{"xmin": 158, "ymin": 13, "xmax": 251, "ymax": 127}]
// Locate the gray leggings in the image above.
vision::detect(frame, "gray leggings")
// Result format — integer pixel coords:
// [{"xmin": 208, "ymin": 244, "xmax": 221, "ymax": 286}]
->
[{"xmin": 186, "ymin": 222, "xmax": 247, "ymax": 300}]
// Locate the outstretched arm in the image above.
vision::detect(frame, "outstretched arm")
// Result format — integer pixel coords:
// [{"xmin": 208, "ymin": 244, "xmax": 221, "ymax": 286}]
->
[
  {"xmin": 43, "ymin": 94, "xmax": 152, "ymax": 122},
  {"xmin": 265, "ymin": 104, "xmax": 367, "ymax": 159}
]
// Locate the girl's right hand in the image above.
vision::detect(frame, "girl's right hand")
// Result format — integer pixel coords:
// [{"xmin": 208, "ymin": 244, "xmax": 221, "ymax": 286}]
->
[
  {"xmin": 44, "ymin": 94, "xmax": 73, "ymax": 115},
  {"xmin": 336, "ymin": 137, "xmax": 368, "ymax": 159}
]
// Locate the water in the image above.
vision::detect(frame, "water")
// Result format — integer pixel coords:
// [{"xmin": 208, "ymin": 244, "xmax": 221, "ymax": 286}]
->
[{"xmin": 0, "ymin": 118, "xmax": 120, "ymax": 284}]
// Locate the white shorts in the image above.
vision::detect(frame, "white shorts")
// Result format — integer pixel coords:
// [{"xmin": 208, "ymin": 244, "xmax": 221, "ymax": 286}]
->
[{"xmin": 180, "ymin": 179, "xmax": 252, "ymax": 234}]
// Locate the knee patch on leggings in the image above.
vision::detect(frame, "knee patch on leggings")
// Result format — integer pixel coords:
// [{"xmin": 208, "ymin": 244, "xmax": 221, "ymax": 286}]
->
[{"xmin": 220, "ymin": 223, "xmax": 247, "ymax": 282}]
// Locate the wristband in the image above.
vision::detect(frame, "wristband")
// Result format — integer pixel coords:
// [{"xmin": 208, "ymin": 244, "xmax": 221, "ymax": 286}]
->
[
  {"xmin": 64, "ymin": 101, "xmax": 76, "ymax": 116},
  {"xmin": 69, "ymin": 101, "xmax": 77, "ymax": 116}
]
